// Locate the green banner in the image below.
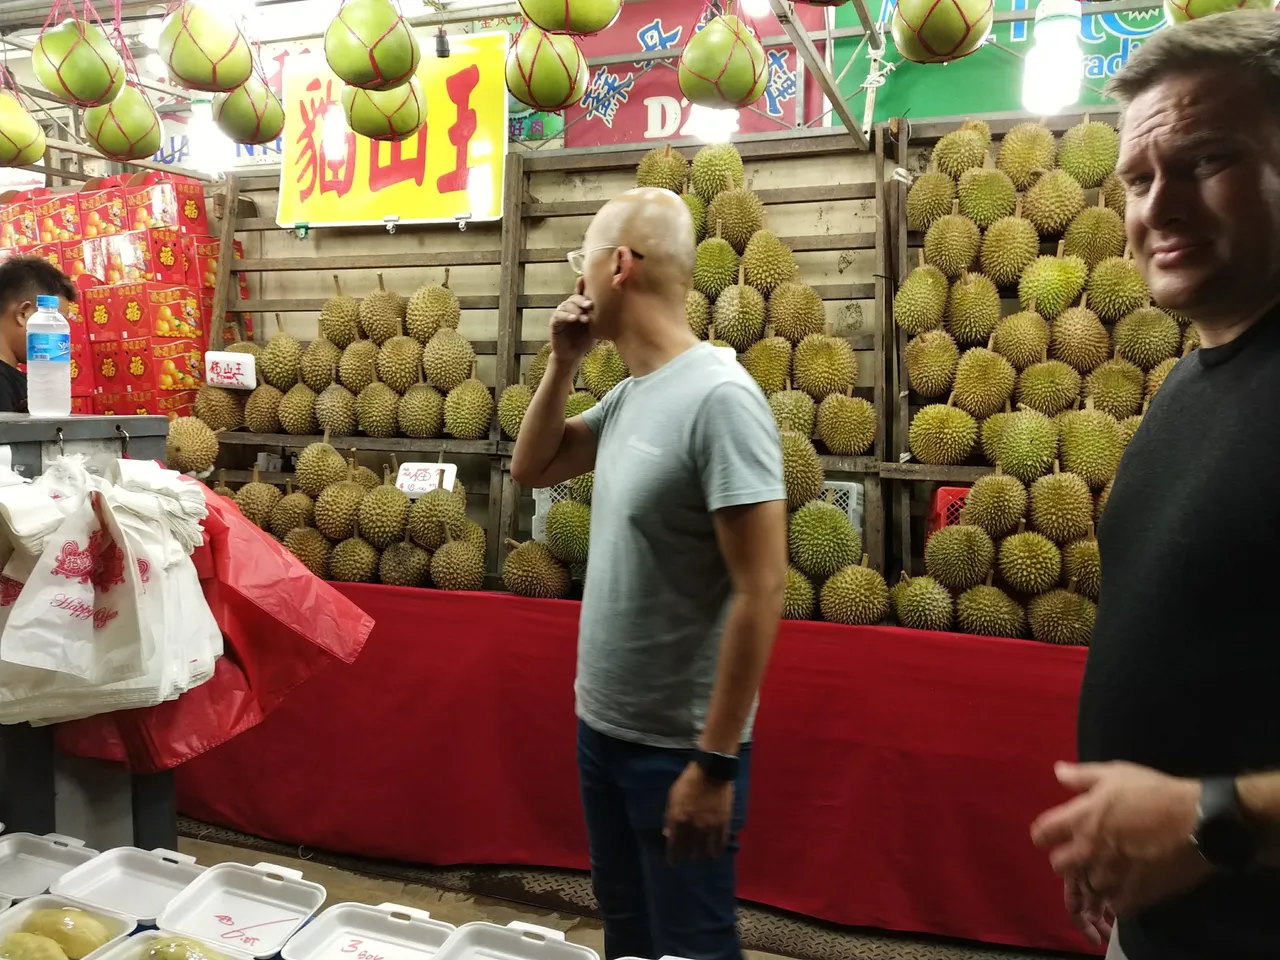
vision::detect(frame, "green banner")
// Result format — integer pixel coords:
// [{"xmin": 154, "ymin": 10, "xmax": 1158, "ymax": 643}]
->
[{"xmin": 833, "ymin": 2, "xmax": 1169, "ymax": 123}]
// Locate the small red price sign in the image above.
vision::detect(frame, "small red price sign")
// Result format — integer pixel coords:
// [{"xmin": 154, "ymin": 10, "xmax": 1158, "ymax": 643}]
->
[{"xmin": 205, "ymin": 351, "xmax": 257, "ymax": 390}]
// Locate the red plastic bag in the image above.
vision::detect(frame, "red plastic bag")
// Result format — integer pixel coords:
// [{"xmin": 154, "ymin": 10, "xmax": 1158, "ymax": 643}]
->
[{"xmin": 56, "ymin": 481, "xmax": 374, "ymax": 772}]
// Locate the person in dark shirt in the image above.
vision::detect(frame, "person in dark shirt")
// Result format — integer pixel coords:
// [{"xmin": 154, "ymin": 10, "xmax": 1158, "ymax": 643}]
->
[
  {"xmin": 0, "ymin": 256, "xmax": 77, "ymax": 414},
  {"xmin": 1029, "ymin": 14, "xmax": 1280, "ymax": 960}
]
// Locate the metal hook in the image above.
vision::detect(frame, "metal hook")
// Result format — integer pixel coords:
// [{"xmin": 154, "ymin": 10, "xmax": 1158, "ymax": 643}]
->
[
  {"xmin": 115, "ymin": 424, "xmax": 129, "ymax": 457},
  {"xmin": 55, "ymin": 427, "xmax": 64, "ymax": 458}
]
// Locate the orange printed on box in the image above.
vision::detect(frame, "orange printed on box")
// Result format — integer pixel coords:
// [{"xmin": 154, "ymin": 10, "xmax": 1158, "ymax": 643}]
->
[
  {"xmin": 63, "ymin": 240, "xmax": 90, "ymax": 280},
  {"xmin": 34, "ymin": 195, "xmax": 82, "ymax": 243},
  {"xmin": 93, "ymin": 391, "xmax": 156, "ymax": 417},
  {"xmin": 156, "ymin": 389, "xmax": 197, "ymax": 420},
  {"xmin": 147, "ymin": 227, "xmax": 185, "ymax": 284},
  {"xmin": 77, "ymin": 178, "xmax": 128, "ymax": 238},
  {"xmin": 147, "ymin": 283, "xmax": 200, "ymax": 338},
  {"xmin": 152, "ymin": 338, "xmax": 203, "ymax": 391},
  {"xmin": 123, "ymin": 172, "xmax": 209, "ymax": 236},
  {"xmin": 84, "ymin": 231, "xmax": 150, "ymax": 284},
  {"xmin": 24, "ymin": 242, "xmax": 62, "ymax": 271}
]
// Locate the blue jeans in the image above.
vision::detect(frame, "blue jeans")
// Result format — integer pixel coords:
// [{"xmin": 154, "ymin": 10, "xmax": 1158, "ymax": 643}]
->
[{"xmin": 577, "ymin": 720, "xmax": 751, "ymax": 960}]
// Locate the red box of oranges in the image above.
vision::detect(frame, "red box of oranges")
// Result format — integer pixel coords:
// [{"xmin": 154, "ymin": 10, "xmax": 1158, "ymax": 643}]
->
[
  {"xmin": 62, "ymin": 240, "xmax": 90, "ymax": 280},
  {"xmin": 69, "ymin": 339, "xmax": 95, "ymax": 397},
  {"xmin": 0, "ymin": 195, "xmax": 37, "ymax": 249},
  {"xmin": 90, "ymin": 337, "xmax": 153, "ymax": 392},
  {"xmin": 83, "ymin": 230, "xmax": 151, "ymax": 285},
  {"xmin": 78, "ymin": 177, "xmax": 128, "ymax": 238},
  {"xmin": 147, "ymin": 282, "xmax": 200, "ymax": 338},
  {"xmin": 93, "ymin": 391, "xmax": 156, "ymax": 417},
  {"xmin": 33, "ymin": 194, "xmax": 82, "ymax": 244},
  {"xmin": 123, "ymin": 172, "xmax": 210, "ymax": 235},
  {"xmin": 151, "ymin": 338, "xmax": 203, "ymax": 392},
  {"xmin": 147, "ymin": 227, "xmax": 185, "ymax": 284},
  {"xmin": 71, "ymin": 397, "xmax": 93, "ymax": 415},
  {"xmin": 156, "ymin": 389, "xmax": 197, "ymax": 420},
  {"xmin": 21, "ymin": 242, "xmax": 63, "ymax": 271}
]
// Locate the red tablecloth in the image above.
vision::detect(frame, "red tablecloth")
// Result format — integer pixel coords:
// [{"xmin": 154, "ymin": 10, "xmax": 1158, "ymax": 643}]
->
[{"xmin": 176, "ymin": 585, "xmax": 1093, "ymax": 954}]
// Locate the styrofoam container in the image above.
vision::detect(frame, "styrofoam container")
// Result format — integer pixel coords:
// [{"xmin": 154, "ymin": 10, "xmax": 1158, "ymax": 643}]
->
[
  {"xmin": 157, "ymin": 862, "xmax": 326, "ymax": 960},
  {"xmin": 431, "ymin": 922, "xmax": 598, "ymax": 960},
  {"xmin": 283, "ymin": 902, "xmax": 456, "ymax": 960},
  {"xmin": 0, "ymin": 833, "xmax": 100, "ymax": 901},
  {"xmin": 0, "ymin": 892, "xmax": 137, "ymax": 959},
  {"xmin": 51, "ymin": 848, "xmax": 206, "ymax": 926},
  {"xmin": 89, "ymin": 928, "xmax": 254, "ymax": 960}
]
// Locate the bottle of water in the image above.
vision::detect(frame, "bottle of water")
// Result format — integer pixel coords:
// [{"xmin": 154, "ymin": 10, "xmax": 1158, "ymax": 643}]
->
[{"xmin": 26, "ymin": 294, "xmax": 71, "ymax": 417}]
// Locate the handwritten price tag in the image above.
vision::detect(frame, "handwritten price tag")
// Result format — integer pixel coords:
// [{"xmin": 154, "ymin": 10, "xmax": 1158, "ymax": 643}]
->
[
  {"xmin": 206, "ymin": 913, "xmax": 299, "ymax": 951},
  {"xmin": 205, "ymin": 351, "xmax": 257, "ymax": 390},
  {"xmin": 396, "ymin": 462, "xmax": 456, "ymax": 498},
  {"xmin": 326, "ymin": 936, "xmax": 423, "ymax": 960}
]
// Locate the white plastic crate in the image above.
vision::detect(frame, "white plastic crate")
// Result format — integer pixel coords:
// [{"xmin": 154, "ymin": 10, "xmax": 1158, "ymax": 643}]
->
[
  {"xmin": 821, "ymin": 479, "xmax": 866, "ymax": 542},
  {"xmin": 283, "ymin": 902, "xmax": 456, "ymax": 960},
  {"xmin": 51, "ymin": 847, "xmax": 205, "ymax": 926},
  {"xmin": 431, "ymin": 922, "xmax": 597, "ymax": 960},
  {"xmin": 531, "ymin": 483, "xmax": 572, "ymax": 544},
  {"xmin": 0, "ymin": 832, "xmax": 99, "ymax": 901},
  {"xmin": 0, "ymin": 892, "xmax": 137, "ymax": 960}
]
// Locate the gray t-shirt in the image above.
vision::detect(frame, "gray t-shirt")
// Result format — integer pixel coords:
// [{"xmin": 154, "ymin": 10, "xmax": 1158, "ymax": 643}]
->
[{"xmin": 576, "ymin": 342, "xmax": 786, "ymax": 749}]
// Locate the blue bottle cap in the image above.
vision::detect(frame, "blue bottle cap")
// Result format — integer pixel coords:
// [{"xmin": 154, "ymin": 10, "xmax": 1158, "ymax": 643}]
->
[{"xmin": 36, "ymin": 295, "xmax": 59, "ymax": 309}]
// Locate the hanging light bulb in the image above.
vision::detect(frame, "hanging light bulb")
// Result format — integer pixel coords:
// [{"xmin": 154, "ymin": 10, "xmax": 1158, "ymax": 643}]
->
[
  {"xmin": 187, "ymin": 98, "xmax": 237, "ymax": 176},
  {"xmin": 1021, "ymin": 0, "xmax": 1083, "ymax": 116},
  {"xmin": 686, "ymin": 104, "xmax": 739, "ymax": 144},
  {"xmin": 322, "ymin": 102, "xmax": 348, "ymax": 163},
  {"xmin": 144, "ymin": 53, "xmax": 167, "ymax": 78},
  {"xmin": 740, "ymin": 0, "xmax": 771, "ymax": 16}
]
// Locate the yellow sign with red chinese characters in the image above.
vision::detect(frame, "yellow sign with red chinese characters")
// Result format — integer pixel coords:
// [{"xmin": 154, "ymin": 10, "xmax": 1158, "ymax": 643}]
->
[{"xmin": 275, "ymin": 32, "xmax": 508, "ymax": 228}]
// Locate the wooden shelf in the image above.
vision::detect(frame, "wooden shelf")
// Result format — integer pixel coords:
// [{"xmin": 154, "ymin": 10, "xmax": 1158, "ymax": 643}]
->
[
  {"xmin": 520, "ymin": 233, "xmax": 875, "ymax": 265},
  {"xmin": 878, "ymin": 462, "xmax": 992, "ymax": 483},
  {"xmin": 216, "ymin": 432, "xmax": 498, "ymax": 456},
  {"xmin": 522, "ymin": 183, "xmax": 877, "ymax": 219},
  {"xmin": 216, "ymin": 467, "xmax": 490, "ymax": 495},
  {"xmin": 819, "ymin": 455, "xmax": 880, "ymax": 474},
  {"xmin": 234, "ymin": 251, "xmax": 502, "ymax": 272},
  {"xmin": 520, "ymin": 134, "xmax": 853, "ymax": 173},
  {"xmin": 902, "ymin": 109, "xmax": 1120, "ymax": 146},
  {"xmin": 234, "ymin": 217, "xmax": 502, "ymax": 233},
  {"xmin": 235, "ymin": 295, "xmax": 501, "ymax": 312}
]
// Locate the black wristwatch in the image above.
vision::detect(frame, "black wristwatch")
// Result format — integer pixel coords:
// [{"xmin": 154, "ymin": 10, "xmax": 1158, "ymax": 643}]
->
[
  {"xmin": 694, "ymin": 749, "xmax": 739, "ymax": 783},
  {"xmin": 1192, "ymin": 776, "xmax": 1260, "ymax": 871}
]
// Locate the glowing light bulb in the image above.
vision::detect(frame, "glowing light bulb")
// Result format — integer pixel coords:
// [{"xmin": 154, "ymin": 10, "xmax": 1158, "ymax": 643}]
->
[
  {"xmin": 322, "ymin": 103, "xmax": 348, "ymax": 162},
  {"xmin": 1021, "ymin": 0, "xmax": 1083, "ymax": 116},
  {"xmin": 741, "ymin": 0, "xmax": 772, "ymax": 16},
  {"xmin": 187, "ymin": 99, "xmax": 236, "ymax": 176},
  {"xmin": 686, "ymin": 104, "xmax": 739, "ymax": 144}
]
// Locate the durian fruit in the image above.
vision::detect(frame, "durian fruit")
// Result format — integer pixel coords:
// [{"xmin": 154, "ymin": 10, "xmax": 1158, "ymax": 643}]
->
[
  {"xmin": 295, "ymin": 430, "xmax": 348, "ymax": 496},
  {"xmin": 357, "ymin": 466, "xmax": 410, "ymax": 549},
  {"xmin": 339, "ymin": 336, "xmax": 379, "ymax": 394},
  {"xmin": 690, "ymin": 142, "xmax": 744, "ymax": 203},
  {"xmin": 408, "ymin": 484, "xmax": 466, "ymax": 551},
  {"xmin": 683, "ymin": 191, "xmax": 707, "ymax": 242},
  {"xmin": 995, "ymin": 406, "xmax": 1058, "ymax": 483},
  {"xmin": 944, "ymin": 272, "xmax": 1000, "ymax": 346},
  {"xmin": 1063, "ymin": 527, "xmax": 1101, "ymax": 602},
  {"xmin": 568, "ymin": 472, "xmax": 593, "ymax": 504},
  {"xmin": 503, "ymin": 538, "xmax": 569, "ymax": 598},
  {"xmin": 1028, "ymin": 581, "xmax": 1095, "ymax": 645},
  {"xmin": 316, "ymin": 380, "xmax": 358, "ymax": 437},
  {"xmin": 444, "ymin": 364, "xmax": 494, "ymax": 440},
  {"xmin": 905, "ymin": 167, "xmax": 955, "ymax": 232},
  {"xmin": 1062, "ymin": 197, "xmax": 1126, "ymax": 269},
  {"xmin": 314, "ymin": 459, "xmax": 365, "ymax": 540},
  {"xmin": 498, "ymin": 381, "xmax": 533, "ymax": 440},
  {"xmin": 269, "ymin": 481, "xmax": 314, "ymax": 540},
  {"xmin": 962, "ymin": 467, "xmax": 1026, "ymax": 537},
  {"xmin": 23, "ymin": 909, "xmax": 111, "ymax": 959},
  {"xmin": 1059, "ymin": 401, "xmax": 1122, "ymax": 490},
  {"xmin": 713, "ymin": 266, "xmax": 766, "ymax": 351},
  {"xmin": 300, "ymin": 328, "xmax": 341, "ymax": 393},
  {"xmin": 1029, "ymin": 461, "xmax": 1092, "ymax": 544},
  {"xmin": 794, "ymin": 326, "xmax": 856, "ymax": 400},
  {"xmin": 888, "ymin": 572, "xmax": 910, "ymax": 620},
  {"xmin": 740, "ymin": 330, "xmax": 791, "ymax": 395},
  {"xmin": 406, "ymin": 268, "xmax": 461, "ymax": 343},
  {"xmin": 527, "ymin": 342, "xmax": 553, "ymax": 391},
  {"xmin": 783, "ymin": 566, "xmax": 816, "ymax": 620},
  {"xmin": 1016, "ymin": 357, "xmax": 1081, "ymax": 417},
  {"xmin": 1146, "ymin": 357, "xmax": 1178, "ymax": 400},
  {"xmin": 896, "ymin": 574, "xmax": 954, "ymax": 631},
  {"xmin": 692, "ymin": 222, "xmax": 740, "ymax": 300},
  {"xmin": 893, "ymin": 253, "xmax": 949, "ymax": 335},
  {"xmin": 820, "ymin": 556, "xmax": 888, "ymax": 626},
  {"xmin": 789, "ymin": 495, "xmax": 860, "ymax": 581},
  {"xmin": 212, "ymin": 470, "xmax": 235, "ymax": 499},
  {"xmin": 923, "ymin": 200, "xmax": 979, "ymax": 279},
  {"xmin": 422, "ymin": 328, "xmax": 476, "ymax": 392},
  {"xmin": 358, "ymin": 273, "xmax": 404, "ymax": 345},
  {"xmin": 166, "ymin": 416, "xmax": 219, "ymax": 473},
  {"xmin": 356, "ymin": 372, "xmax": 400, "ymax": 438},
  {"xmin": 1057, "ymin": 116, "xmax": 1119, "ymax": 189},
  {"xmin": 1084, "ymin": 357, "xmax": 1144, "ymax": 419},
  {"xmin": 908, "ymin": 397, "xmax": 977, "ymax": 466},
  {"xmin": 998, "ymin": 521, "xmax": 1062, "ymax": 594},
  {"xmin": 636, "ymin": 143, "xmax": 688, "ymax": 192},
  {"xmin": 1023, "ymin": 169, "xmax": 1085, "ymax": 236},
  {"xmin": 1114, "ymin": 305, "xmax": 1180, "ymax": 371},
  {"xmin": 377, "ymin": 321, "xmax": 425, "ymax": 394},
  {"xmin": 686, "ymin": 290, "xmax": 712, "ymax": 339},
  {"xmin": 566, "ymin": 390, "xmax": 598, "ymax": 418},
  {"xmin": 279, "ymin": 383, "xmax": 319, "ymax": 435},
  {"xmin": 707, "ymin": 180, "xmax": 765, "ymax": 254},
  {"xmin": 904, "ymin": 329, "xmax": 958, "ymax": 399},
  {"xmin": 1050, "ymin": 298, "xmax": 1110, "ymax": 374},
  {"xmin": 770, "ymin": 384, "xmax": 815, "ymax": 436},
  {"xmin": 769, "ymin": 281, "xmax": 826, "ymax": 345},
  {"xmin": 582, "ymin": 340, "xmax": 629, "ymax": 398},
  {"xmin": 992, "ymin": 309, "xmax": 1050, "ymax": 372},
  {"xmin": 781, "ymin": 430, "xmax": 824, "ymax": 510},
  {"xmin": 430, "ymin": 528, "xmax": 486, "ymax": 591},
  {"xmin": 815, "ymin": 391, "xmax": 876, "ymax": 457},
  {"xmin": 234, "ymin": 464, "xmax": 282, "ymax": 528},
  {"xmin": 1101, "ymin": 173, "xmax": 1126, "ymax": 218},
  {"xmin": 285, "ymin": 526, "xmax": 331, "ymax": 578},
  {"xmin": 1018, "ymin": 244, "xmax": 1087, "ymax": 319},
  {"xmin": 1182, "ymin": 325, "xmax": 1200, "ymax": 354},
  {"xmin": 980, "ymin": 403, "xmax": 1014, "ymax": 464},
  {"xmin": 924, "ymin": 522, "xmax": 993, "ymax": 591},
  {"xmin": 979, "ymin": 202, "xmax": 1040, "ymax": 288},
  {"xmin": 933, "ymin": 127, "xmax": 987, "ymax": 180},
  {"xmin": 741, "ymin": 230, "xmax": 799, "ymax": 295},
  {"xmin": 380, "ymin": 530, "xmax": 432, "ymax": 587},
  {"xmin": 961, "ymin": 118, "xmax": 992, "ymax": 147},
  {"xmin": 1118, "ymin": 408, "xmax": 1144, "ymax": 447},
  {"xmin": 1087, "ymin": 255, "xmax": 1149, "ymax": 322},
  {"xmin": 545, "ymin": 499, "xmax": 591, "ymax": 565},
  {"xmin": 1, "ymin": 932, "xmax": 70, "ymax": 960},
  {"xmin": 259, "ymin": 316, "xmax": 301, "ymax": 391},
  {"xmin": 996, "ymin": 121, "xmax": 1057, "ymax": 191},
  {"xmin": 957, "ymin": 164, "xmax": 1016, "ymax": 228},
  {"xmin": 1096, "ymin": 477, "xmax": 1114, "ymax": 523},
  {"xmin": 320, "ymin": 274, "xmax": 360, "ymax": 348},
  {"xmin": 244, "ymin": 383, "xmax": 283, "ymax": 433},
  {"xmin": 195, "ymin": 385, "xmax": 243, "ymax": 432},
  {"xmin": 354, "ymin": 463, "xmax": 382, "ymax": 490},
  {"xmin": 226, "ymin": 340, "xmax": 262, "ymax": 359},
  {"xmin": 957, "ymin": 576, "xmax": 1026, "ymax": 638},
  {"xmin": 330, "ymin": 520, "xmax": 380, "ymax": 583},
  {"xmin": 951, "ymin": 342, "xmax": 1015, "ymax": 419}
]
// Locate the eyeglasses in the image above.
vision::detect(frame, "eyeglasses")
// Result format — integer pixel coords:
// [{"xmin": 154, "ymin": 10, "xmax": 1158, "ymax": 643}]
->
[{"xmin": 567, "ymin": 245, "xmax": 645, "ymax": 276}]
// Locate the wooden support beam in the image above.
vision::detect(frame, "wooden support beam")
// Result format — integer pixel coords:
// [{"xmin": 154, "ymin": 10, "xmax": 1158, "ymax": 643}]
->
[{"xmin": 208, "ymin": 176, "xmax": 240, "ymax": 350}]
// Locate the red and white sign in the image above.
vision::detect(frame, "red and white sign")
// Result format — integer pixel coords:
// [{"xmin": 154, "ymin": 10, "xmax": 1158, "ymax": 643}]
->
[
  {"xmin": 204, "ymin": 351, "xmax": 257, "ymax": 390},
  {"xmin": 396, "ymin": 462, "xmax": 457, "ymax": 498}
]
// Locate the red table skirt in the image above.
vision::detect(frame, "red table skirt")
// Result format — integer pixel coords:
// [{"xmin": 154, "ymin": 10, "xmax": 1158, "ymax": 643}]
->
[{"xmin": 175, "ymin": 585, "xmax": 1093, "ymax": 954}]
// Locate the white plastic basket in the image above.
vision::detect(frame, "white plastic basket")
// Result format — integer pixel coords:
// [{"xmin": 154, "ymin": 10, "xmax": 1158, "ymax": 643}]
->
[
  {"xmin": 51, "ymin": 847, "xmax": 205, "ymax": 926},
  {"xmin": 531, "ymin": 484, "xmax": 572, "ymax": 543},
  {"xmin": 283, "ymin": 902, "xmax": 456, "ymax": 960},
  {"xmin": 820, "ymin": 479, "xmax": 866, "ymax": 540},
  {"xmin": 0, "ymin": 892, "xmax": 137, "ymax": 960},
  {"xmin": 432, "ymin": 922, "xmax": 597, "ymax": 960},
  {"xmin": 0, "ymin": 832, "xmax": 100, "ymax": 901}
]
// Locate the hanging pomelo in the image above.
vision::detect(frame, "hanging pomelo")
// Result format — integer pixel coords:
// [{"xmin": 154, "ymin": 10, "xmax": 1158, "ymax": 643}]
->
[
  {"xmin": 341, "ymin": 76, "xmax": 425, "ymax": 141},
  {"xmin": 84, "ymin": 84, "xmax": 163, "ymax": 161},
  {"xmin": 891, "ymin": 0, "xmax": 994, "ymax": 64},
  {"xmin": 213, "ymin": 76, "xmax": 285, "ymax": 144},
  {"xmin": 158, "ymin": 1, "xmax": 253, "ymax": 92},
  {"xmin": 677, "ymin": 15, "xmax": 767, "ymax": 108},
  {"xmin": 0, "ymin": 93, "xmax": 46, "ymax": 167},
  {"xmin": 325, "ymin": 0, "xmax": 421, "ymax": 91},
  {"xmin": 31, "ymin": 19, "xmax": 124, "ymax": 107},
  {"xmin": 505, "ymin": 26, "xmax": 589, "ymax": 112},
  {"xmin": 1163, "ymin": 0, "xmax": 1270, "ymax": 21},
  {"xmin": 518, "ymin": 0, "xmax": 622, "ymax": 35}
]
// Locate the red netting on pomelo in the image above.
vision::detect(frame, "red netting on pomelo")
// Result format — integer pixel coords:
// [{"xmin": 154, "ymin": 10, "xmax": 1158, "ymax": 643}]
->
[
  {"xmin": 0, "ymin": 69, "xmax": 43, "ymax": 164},
  {"xmin": 678, "ymin": 6, "xmax": 766, "ymax": 109},
  {"xmin": 896, "ymin": 0, "xmax": 993, "ymax": 60},
  {"xmin": 164, "ymin": 0, "xmax": 249, "ymax": 88},
  {"xmin": 38, "ymin": 0, "xmax": 125, "ymax": 107},
  {"xmin": 89, "ymin": 94, "xmax": 160, "ymax": 160},
  {"xmin": 511, "ymin": 23, "xmax": 585, "ymax": 111},
  {"xmin": 334, "ymin": 0, "xmax": 417, "ymax": 88}
]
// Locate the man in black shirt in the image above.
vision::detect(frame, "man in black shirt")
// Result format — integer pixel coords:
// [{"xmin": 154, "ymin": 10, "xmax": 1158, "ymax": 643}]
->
[
  {"xmin": 0, "ymin": 256, "xmax": 77, "ymax": 414},
  {"xmin": 1029, "ymin": 13, "xmax": 1280, "ymax": 960}
]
